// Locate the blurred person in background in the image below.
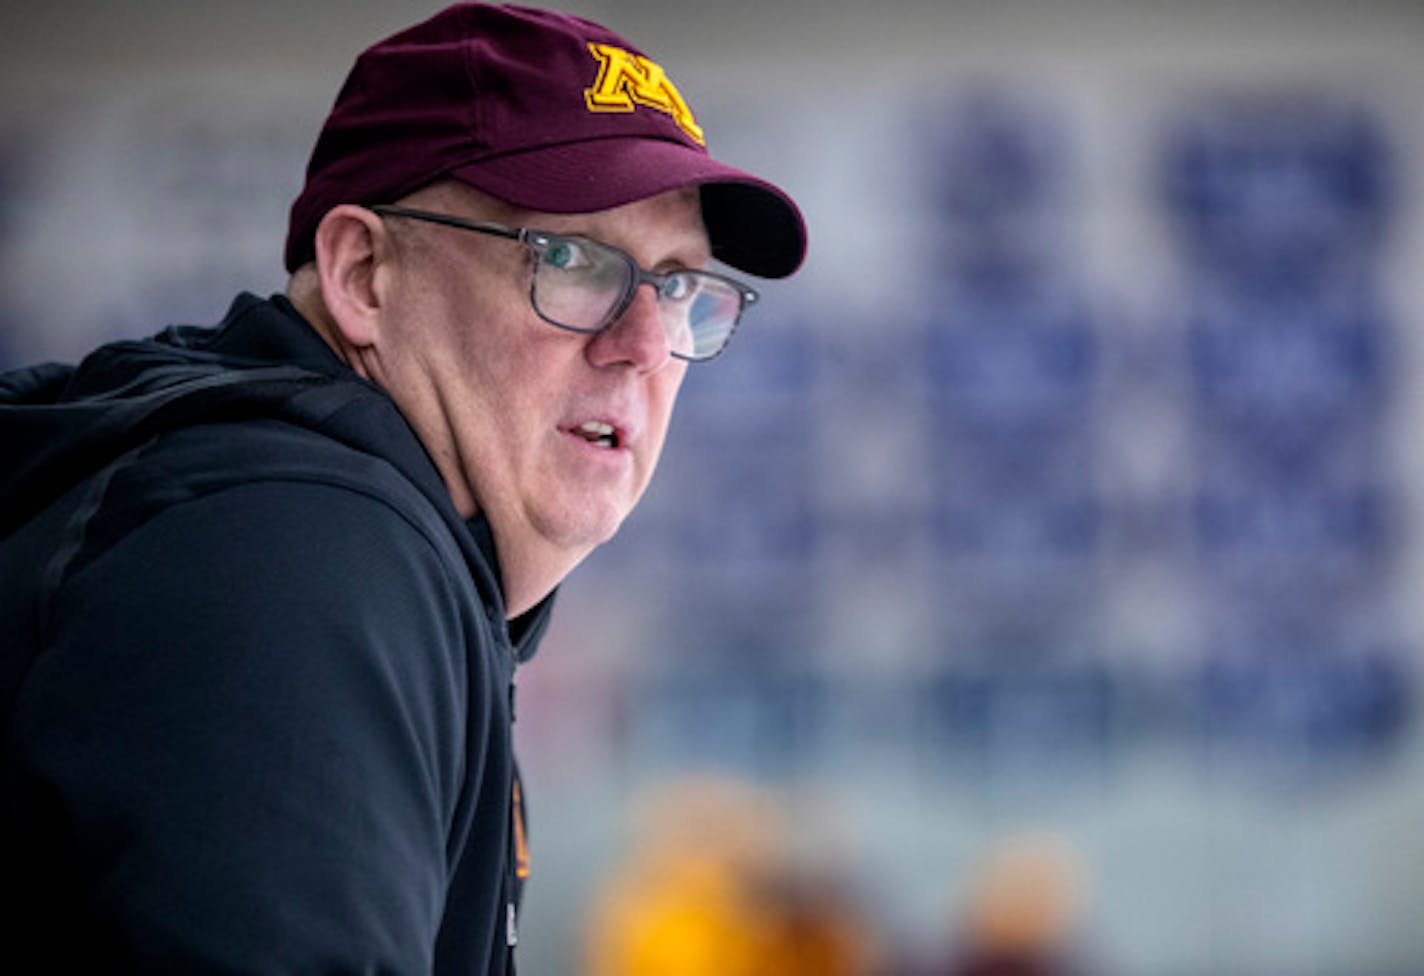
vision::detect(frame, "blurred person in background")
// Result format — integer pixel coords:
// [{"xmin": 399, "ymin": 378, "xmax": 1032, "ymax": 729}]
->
[
  {"xmin": 934, "ymin": 833, "xmax": 1093, "ymax": 976},
  {"xmin": 583, "ymin": 775, "xmax": 877, "ymax": 976},
  {"xmin": 0, "ymin": 4, "xmax": 804, "ymax": 973}
]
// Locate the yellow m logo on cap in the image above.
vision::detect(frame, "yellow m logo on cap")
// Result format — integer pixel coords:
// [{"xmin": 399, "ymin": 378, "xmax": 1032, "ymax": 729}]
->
[{"xmin": 583, "ymin": 43, "xmax": 706, "ymax": 146}]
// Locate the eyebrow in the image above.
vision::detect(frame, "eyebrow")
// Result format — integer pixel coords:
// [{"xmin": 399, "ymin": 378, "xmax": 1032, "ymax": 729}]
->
[{"xmin": 552, "ymin": 224, "xmax": 711, "ymax": 273}]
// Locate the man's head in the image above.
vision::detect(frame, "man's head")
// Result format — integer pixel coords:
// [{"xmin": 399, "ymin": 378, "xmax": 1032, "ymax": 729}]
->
[{"xmin": 285, "ymin": 3, "xmax": 805, "ymax": 616}]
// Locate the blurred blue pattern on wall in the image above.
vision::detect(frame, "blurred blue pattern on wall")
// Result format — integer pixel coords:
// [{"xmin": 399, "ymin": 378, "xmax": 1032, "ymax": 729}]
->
[
  {"xmin": 1162, "ymin": 98, "xmax": 1410, "ymax": 773},
  {"xmin": 568, "ymin": 92, "xmax": 1419, "ymax": 852}
]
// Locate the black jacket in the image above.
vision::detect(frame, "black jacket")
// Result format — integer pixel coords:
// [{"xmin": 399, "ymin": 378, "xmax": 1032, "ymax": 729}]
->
[{"xmin": 0, "ymin": 293, "xmax": 551, "ymax": 974}]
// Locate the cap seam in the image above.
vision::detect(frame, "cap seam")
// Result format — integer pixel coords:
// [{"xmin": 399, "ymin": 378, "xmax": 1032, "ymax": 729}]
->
[
  {"xmin": 456, "ymin": 4, "xmax": 485, "ymax": 155},
  {"xmin": 451, "ymin": 131, "xmax": 704, "ymax": 169}
]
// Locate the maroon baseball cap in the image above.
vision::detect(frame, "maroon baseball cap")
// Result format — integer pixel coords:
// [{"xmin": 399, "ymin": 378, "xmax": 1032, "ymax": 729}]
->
[{"xmin": 285, "ymin": 2, "xmax": 806, "ymax": 279}]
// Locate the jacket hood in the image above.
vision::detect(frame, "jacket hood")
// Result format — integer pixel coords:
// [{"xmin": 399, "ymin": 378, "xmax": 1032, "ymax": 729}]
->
[
  {"xmin": 1, "ymin": 294, "xmax": 342, "ymax": 540},
  {"xmin": 0, "ymin": 293, "xmax": 550, "ymax": 655}
]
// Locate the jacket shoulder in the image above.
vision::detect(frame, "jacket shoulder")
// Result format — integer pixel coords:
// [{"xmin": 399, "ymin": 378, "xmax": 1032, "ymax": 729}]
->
[{"xmin": 93, "ymin": 416, "xmax": 461, "ymax": 572}]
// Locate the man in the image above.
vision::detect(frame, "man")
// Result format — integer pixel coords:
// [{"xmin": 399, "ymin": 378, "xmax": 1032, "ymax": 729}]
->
[{"xmin": 0, "ymin": 4, "xmax": 805, "ymax": 973}]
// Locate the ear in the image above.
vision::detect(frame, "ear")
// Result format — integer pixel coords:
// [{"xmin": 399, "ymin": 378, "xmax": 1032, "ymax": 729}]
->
[{"xmin": 313, "ymin": 204, "xmax": 394, "ymax": 348}]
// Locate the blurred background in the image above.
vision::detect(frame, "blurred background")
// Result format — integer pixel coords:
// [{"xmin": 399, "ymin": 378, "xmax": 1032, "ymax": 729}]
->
[{"xmin": 4, "ymin": 1, "xmax": 1423, "ymax": 973}]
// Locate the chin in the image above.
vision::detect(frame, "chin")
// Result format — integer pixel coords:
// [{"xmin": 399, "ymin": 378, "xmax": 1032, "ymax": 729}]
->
[{"xmin": 534, "ymin": 499, "xmax": 630, "ymax": 554}]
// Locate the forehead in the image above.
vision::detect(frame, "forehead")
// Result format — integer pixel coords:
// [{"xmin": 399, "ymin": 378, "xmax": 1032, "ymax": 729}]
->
[
  {"xmin": 557, "ymin": 190, "xmax": 710, "ymax": 265},
  {"xmin": 409, "ymin": 181, "xmax": 710, "ymax": 265}
]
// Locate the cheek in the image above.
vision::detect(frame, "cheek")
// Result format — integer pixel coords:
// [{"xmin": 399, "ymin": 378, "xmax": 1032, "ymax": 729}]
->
[
  {"xmin": 461, "ymin": 334, "xmax": 585, "ymax": 479},
  {"xmin": 644, "ymin": 366, "xmax": 689, "ymax": 455},
  {"xmin": 422, "ymin": 286, "xmax": 540, "ymax": 406}
]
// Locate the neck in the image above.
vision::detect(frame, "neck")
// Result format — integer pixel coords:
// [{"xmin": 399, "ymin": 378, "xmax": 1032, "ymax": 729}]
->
[{"xmin": 489, "ymin": 526, "xmax": 592, "ymax": 618}]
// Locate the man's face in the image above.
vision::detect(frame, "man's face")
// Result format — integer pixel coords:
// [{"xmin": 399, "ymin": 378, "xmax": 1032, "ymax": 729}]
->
[{"xmin": 373, "ymin": 183, "xmax": 700, "ymax": 593}]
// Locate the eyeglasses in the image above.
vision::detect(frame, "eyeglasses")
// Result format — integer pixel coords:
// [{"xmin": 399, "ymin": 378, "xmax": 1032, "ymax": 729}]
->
[{"xmin": 368, "ymin": 204, "xmax": 758, "ymax": 362}]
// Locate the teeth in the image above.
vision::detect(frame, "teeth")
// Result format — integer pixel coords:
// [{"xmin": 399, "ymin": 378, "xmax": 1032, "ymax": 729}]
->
[{"xmin": 577, "ymin": 421, "xmax": 617, "ymax": 446}]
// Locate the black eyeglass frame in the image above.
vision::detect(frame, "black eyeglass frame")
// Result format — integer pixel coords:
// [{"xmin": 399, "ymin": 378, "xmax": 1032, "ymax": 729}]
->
[{"xmin": 367, "ymin": 203, "xmax": 758, "ymax": 362}]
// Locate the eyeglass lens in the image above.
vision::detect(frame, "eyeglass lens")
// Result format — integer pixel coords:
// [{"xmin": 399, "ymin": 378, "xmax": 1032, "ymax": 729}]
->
[{"xmin": 530, "ymin": 235, "xmax": 743, "ymax": 361}]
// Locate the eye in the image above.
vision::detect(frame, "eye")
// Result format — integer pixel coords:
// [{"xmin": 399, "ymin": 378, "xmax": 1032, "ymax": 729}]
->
[
  {"xmin": 659, "ymin": 272, "xmax": 698, "ymax": 302},
  {"xmin": 542, "ymin": 238, "xmax": 593, "ymax": 272}
]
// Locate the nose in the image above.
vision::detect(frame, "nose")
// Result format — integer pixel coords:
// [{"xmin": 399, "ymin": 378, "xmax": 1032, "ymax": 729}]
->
[{"xmin": 585, "ymin": 283, "xmax": 674, "ymax": 372}]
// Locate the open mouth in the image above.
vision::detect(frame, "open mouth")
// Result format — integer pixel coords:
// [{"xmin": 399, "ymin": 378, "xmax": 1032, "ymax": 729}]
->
[{"xmin": 573, "ymin": 420, "xmax": 620, "ymax": 449}]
